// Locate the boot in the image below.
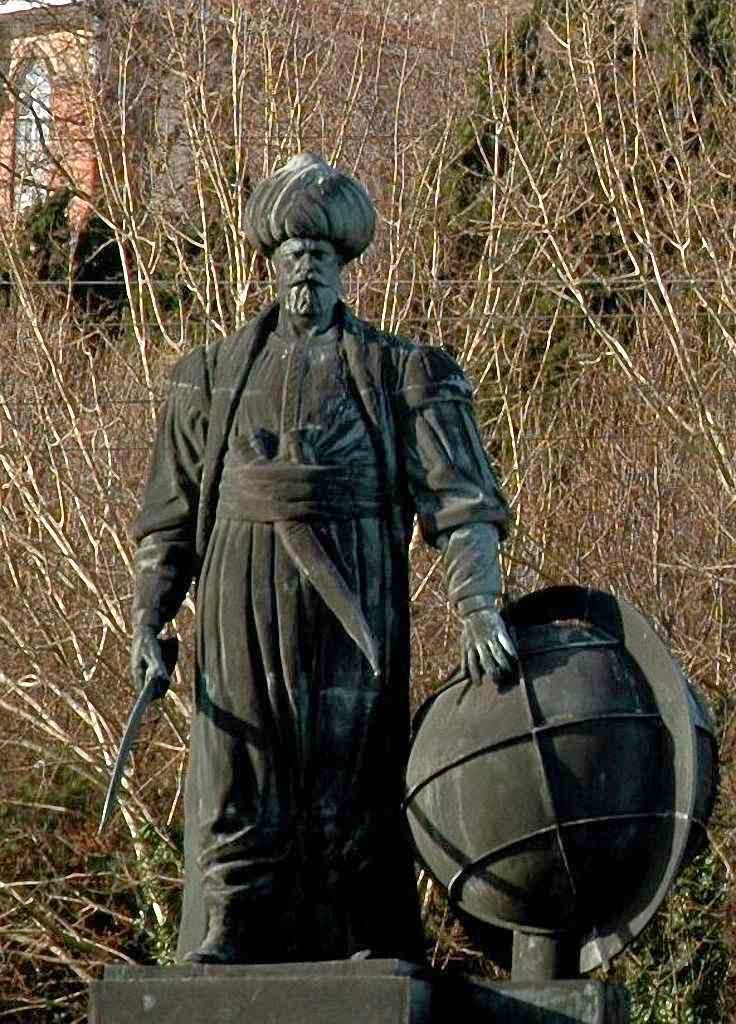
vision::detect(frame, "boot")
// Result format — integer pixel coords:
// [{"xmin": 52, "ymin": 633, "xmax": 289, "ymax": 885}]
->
[{"xmin": 184, "ymin": 901, "xmax": 249, "ymax": 965}]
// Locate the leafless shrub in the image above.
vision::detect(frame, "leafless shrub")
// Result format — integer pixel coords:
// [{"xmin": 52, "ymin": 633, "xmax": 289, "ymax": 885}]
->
[{"xmin": 0, "ymin": 1, "xmax": 733, "ymax": 1020}]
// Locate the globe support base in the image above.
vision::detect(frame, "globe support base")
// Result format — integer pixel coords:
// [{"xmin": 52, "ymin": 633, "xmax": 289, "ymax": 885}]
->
[{"xmin": 512, "ymin": 931, "xmax": 577, "ymax": 982}]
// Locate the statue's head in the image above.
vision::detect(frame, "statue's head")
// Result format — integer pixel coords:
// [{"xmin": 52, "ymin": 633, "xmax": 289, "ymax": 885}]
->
[{"xmin": 244, "ymin": 153, "xmax": 376, "ymax": 328}]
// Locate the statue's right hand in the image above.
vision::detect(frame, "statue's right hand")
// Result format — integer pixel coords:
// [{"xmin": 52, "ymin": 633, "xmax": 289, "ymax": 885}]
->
[{"xmin": 131, "ymin": 626, "xmax": 171, "ymax": 699}]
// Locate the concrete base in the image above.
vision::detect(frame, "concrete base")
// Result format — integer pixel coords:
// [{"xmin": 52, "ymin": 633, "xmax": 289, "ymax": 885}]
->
[{"xmin": 88, "ymin": 959, "xmax": 630, "ymax": 1023}]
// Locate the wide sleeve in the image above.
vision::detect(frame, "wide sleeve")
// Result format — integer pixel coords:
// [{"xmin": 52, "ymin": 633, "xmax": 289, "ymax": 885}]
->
[
  {"xmin": 131, "ymin": 353, "xmax": 209, "ymax": 631},
  {"xmin": 394, "ymin": 344, "xmax": 510, "ymax": 547}
]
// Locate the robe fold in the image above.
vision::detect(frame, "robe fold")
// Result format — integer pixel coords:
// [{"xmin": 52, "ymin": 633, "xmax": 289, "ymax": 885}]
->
[{"xmin": 132, "ymin": 302, "xmax": 509, "ymax": 962}]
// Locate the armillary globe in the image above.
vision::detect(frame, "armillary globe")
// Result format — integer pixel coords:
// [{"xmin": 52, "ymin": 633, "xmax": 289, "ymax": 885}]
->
[{"xmin": 405, "ymin": 586, "xmax": 717, "ymax": 974}]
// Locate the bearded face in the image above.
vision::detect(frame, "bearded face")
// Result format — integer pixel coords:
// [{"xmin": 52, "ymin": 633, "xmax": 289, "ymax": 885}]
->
[{"xmin": 274, "ymin": 238, "xmax": 342, "ymax": 330}]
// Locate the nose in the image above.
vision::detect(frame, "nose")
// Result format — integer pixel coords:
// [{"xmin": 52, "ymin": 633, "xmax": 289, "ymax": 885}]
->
[{"xmin": 290, "ymin": 251, "xmax": 320, "ymax": 281}]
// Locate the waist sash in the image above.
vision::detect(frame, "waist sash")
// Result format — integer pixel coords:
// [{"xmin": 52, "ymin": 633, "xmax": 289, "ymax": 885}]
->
[
  {"xmin": 218, "ymin": 459, "xmax": 386, "ymax": 522},
  {"xmin": 217, "ymin": 455, "xmax": 383, "ymax": 675}
]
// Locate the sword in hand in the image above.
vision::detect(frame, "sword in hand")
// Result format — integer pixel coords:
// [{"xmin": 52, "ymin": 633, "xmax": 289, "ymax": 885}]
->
[{"xmin": 98, "ymin": 635, "xmax": 179, "ymax": 833}]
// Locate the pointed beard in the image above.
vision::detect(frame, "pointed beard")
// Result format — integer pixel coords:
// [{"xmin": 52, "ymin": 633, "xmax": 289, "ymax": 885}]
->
[{"xmin": 286, "ymin": 283, "xmax": 318, "ymax": 317}]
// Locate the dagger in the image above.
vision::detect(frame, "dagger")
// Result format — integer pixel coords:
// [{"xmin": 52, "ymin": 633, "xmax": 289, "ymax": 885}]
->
[
  {"xmin": 277, "ymin": 519, "xmax": 379, "ymax": 676},
  {"xmin": 98, "ymin": 635, "xmax": 179, "ymax": 833}
]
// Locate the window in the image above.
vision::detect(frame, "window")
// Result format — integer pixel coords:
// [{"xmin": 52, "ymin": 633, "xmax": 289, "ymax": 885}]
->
[{"xmin": 15, "ymin": 59, "xmax": 53, "ymax": 210}]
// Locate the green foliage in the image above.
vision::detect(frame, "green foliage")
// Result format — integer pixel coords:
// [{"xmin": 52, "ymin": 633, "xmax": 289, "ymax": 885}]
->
[
  {"xmin": 9, "ymin": 188, "xmax": 126, "ymax": 314},
  {"xmin": 128, "ymin": 823, "xmax": 184, "ymax": 966},
  {"xmin": 618, "ymin": 851, "xmax": 730, "ymax": 1023},
  {"xmin": 73, "ymin": 210, "xmax": 127, "ymax": 314},
  {"xmin": 681, "ymin": 0, "xmax": 736, "ymax": 91},
  {"xmin": 20, "ymin": 188, "xmax": 73, "ymax": 282}
]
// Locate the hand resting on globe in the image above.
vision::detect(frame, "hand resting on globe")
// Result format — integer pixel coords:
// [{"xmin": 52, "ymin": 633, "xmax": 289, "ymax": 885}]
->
[
  {"xmin": 437, "ymin": 521, "xmax": 517, "ymax": 684},
  {"xmin": 460, "ymin": 606, "xmax": 517, "ymax": 684}
]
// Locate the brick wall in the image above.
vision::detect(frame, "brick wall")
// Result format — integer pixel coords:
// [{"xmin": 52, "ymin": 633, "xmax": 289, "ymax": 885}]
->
[{"xmin": 0, "ymin": 9, "xmax": 97, "ymax": 230}]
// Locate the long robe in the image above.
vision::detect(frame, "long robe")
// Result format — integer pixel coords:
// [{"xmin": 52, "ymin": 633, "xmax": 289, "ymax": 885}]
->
[{"xmin": 132, "ymin": 302, "xmax": 509, "ymax": 962}]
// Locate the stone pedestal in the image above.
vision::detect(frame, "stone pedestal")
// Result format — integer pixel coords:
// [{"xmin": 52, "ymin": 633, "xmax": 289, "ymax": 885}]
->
[{"xmin": 88, "ymin": 959, "xmax": 630, "ymax": 1023}]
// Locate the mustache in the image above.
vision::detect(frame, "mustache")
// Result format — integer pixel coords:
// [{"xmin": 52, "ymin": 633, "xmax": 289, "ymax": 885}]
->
[{"xmin": 286, "ymin": 275, "xmax": 331, "ymax": 287}]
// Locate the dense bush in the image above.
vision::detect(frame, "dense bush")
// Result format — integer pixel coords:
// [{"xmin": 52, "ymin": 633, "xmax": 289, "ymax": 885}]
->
[{"xmin": 1, "ymin": 188, "xmax": 126, "ymax": 314}]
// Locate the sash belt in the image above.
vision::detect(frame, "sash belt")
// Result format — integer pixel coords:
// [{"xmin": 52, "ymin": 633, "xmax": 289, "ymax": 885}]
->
[
  {"xmin": 218, "ymin": 460, "xmax": 387, "ymax": 522},
  {"xmin": 216, "ymin": 457, "xmax": 383, "ymax": 675}
]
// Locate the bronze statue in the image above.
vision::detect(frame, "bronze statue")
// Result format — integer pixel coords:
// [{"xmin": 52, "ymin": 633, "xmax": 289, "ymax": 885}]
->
[{"xmin": 129, "ymin": 153, "xmax": 516, "ymax": 965}]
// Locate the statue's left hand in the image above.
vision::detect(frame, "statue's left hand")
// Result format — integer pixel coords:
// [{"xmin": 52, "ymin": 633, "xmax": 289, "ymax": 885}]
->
[{"xmin": 460, "ymin": 607, "xmax": 518, "ymax": 685}]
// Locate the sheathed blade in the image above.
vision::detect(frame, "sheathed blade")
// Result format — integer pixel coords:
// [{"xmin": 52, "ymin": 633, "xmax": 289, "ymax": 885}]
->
[
  {"xmin": 98, "ymin": 680, "xmax": 158, "ymax": 833},
  {"xmin": 277, "ymin": 519, "xmax": 380, "ymax": 676}
]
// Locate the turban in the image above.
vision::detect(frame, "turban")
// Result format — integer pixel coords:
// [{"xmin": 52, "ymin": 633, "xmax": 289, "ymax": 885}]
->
[{"xmin": 244, "ymin": 153, "xmax": 376, "ymax": 263}]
